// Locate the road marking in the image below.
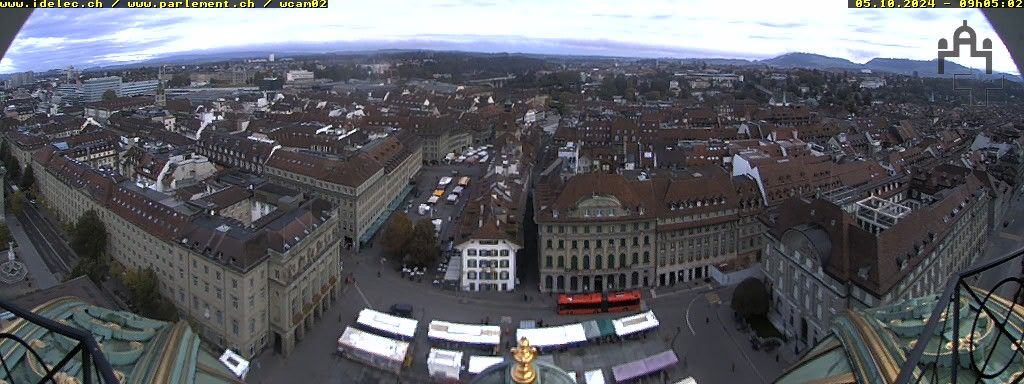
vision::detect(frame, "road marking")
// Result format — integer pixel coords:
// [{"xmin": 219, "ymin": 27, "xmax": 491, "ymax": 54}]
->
[
  {"xmin": 999, "ymin": 232, "xmax": 1024, "ymax": 242},
  {"xmin": 648, "ymin": 284, "xmax": 709, "ymax": 301},
  {"xmin": 353, "ymin": 281, "xmax": 372, "ymax": 309},
  {"xmin": 684, "ymin": 294, "xmax": 699, "ymax": 335}
]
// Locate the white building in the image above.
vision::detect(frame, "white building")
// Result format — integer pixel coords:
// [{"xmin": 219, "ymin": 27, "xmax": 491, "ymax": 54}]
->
[
  {"xmin": 81, "ymin": 76, "xmax": 122, "ymax": 102},
  {"xmin": 456, "ymin": 227, "xmax": 521, "ymax": 292},
  {"xmin": 121, "ymin": 80, "xmax": 160, "ymax": 97},
  {"xmin": 285, "ymin": 70, "xmax": 314, "ymax": 83}
]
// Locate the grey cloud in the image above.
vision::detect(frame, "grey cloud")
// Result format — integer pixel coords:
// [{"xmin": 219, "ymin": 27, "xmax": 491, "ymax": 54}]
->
[
  {"xmin": 756, "ymin": 21, "xmax": 806, "ymax": 29},
  {"xmin": 649, "ymin": 14, "xmax": 672, "ymax": 20},
  {"xmin": 855, "ymin": 26, "xmax": 878, "ymax": 33},
  {"xmin": 848, "ymin": 48, "xmax": 879, "ymax": 59},
  {"xmin": 20, "ymin": 10, "xmax": 192, "ymax": 40},
  {"xmin": 749, "ymin": 35, "xmax": 789, "ymax": 41},
  {"xmin": 840, "ymin": 38, "xmax": 915, "ymax": 49}
]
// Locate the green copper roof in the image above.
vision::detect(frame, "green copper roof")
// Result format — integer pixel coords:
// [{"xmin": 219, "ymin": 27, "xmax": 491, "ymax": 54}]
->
[
  {"xmin": 0, "ymin": 296, "xmax": 239, "ymax": 384},
  {"xmin": 776, "ymin": 289, "xmax": 1024, "ymax": 384}
]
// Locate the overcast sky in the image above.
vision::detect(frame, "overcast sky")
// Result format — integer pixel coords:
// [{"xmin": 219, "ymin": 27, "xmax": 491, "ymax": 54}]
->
[{"xmin": 1, "ymin": 1, "xmax": 1017, "ymax": 75}]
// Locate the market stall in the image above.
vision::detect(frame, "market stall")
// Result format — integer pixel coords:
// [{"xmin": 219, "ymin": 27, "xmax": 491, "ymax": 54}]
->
[{"xmin": 336, "ymin": 327, "xmax": 412, "ymax": 375}]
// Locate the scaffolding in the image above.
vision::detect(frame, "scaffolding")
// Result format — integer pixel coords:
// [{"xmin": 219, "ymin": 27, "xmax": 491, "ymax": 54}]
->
[{"xmin": 855, "ymin": 195, "xmax": 912, "ymax": 233}]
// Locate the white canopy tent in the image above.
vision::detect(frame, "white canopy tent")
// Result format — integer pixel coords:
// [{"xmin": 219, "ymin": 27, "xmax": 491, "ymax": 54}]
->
[
  {"xmin": 515, "ymin": 323, "xmax": 587, "ymax": 350},
  {"xmin": 467, "ymin": 356, "xmax": 505, "ymax": 374},
  {"xmin": 427, "ymin": 348, "xmax": 464, "ymax": 380},
  {"xmin": 218, "ymin": 349, "xmax": 250, "ymax": 379},
  {"xmin": 356, "ymin": 308, "xmax": 419, "ymax": 340},
  {"xmin": 612, "ymin": 310, "xmax": 660, "ymax": 337},
  {"xmin": 428, "ymin": 320, "xmax": 501, "ymax": 346},
  {"xmin": 584, "ymin": 369, "xmax": 606, "ymax": 384},
  {"xmin": 336, "ymin": 327, "xmax": 410, "ymax": 374}
]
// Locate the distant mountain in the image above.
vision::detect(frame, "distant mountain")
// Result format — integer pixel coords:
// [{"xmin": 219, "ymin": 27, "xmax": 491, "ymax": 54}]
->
[
  {"xmin": 759, "ymin": 52, "xmax": 862, "ymax": 70},
  {"xmin": 863, "ymin": 57, "xmax": 1010, "ymax": 79},
  {"xmin": 752, "ymin": 52, "xmax": 1020, "ymax": 81}
]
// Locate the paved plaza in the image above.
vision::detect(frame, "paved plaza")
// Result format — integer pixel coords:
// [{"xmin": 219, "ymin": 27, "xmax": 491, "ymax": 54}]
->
[{"xmin": 246, "ymin": 237, "xmax": 791, "ymax": 384}]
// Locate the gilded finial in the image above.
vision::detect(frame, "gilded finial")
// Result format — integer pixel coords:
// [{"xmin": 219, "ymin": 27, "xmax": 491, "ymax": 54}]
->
[{"xmin": 511, "ymin": 337, "xmax": 538, "ymax": 384}]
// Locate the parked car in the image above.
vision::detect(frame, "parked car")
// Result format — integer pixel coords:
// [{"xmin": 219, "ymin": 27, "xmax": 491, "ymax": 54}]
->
[{"xmin": 389, "ymin": 303, "xmax": 414, "ymax": 319}]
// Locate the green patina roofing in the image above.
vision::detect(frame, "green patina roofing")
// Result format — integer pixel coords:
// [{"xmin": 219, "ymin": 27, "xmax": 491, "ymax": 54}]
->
[
  {"xmin": 0, "ymin": 296, "xmax": 240, "ymax": 384},
  {"xmin": 776, "ymin": 289, "xmax": 1024, "ymax": 384}
]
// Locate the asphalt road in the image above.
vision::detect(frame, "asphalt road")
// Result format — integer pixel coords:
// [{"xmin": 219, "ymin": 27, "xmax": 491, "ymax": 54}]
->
[{"xmin": 18, "ymin": 204, "xmax": 76, "ymax": 275}]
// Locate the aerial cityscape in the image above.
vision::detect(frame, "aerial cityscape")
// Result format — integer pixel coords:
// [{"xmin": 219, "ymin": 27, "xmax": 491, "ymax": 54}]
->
[{"xmin": 0, "ymin": 4, "xmax": 1022, "ymax": 384}]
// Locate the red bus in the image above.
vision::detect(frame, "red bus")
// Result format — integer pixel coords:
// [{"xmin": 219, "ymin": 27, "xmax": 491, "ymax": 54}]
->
[
  {"xmin": 605, "ymin": 290, "xmax": 643, "ymax": 313},
  {"xmin": 557, "ymin": 293, "xmax": 604, "ymax": 315}
]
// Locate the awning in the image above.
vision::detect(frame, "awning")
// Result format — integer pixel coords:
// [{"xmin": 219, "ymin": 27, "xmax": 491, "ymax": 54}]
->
[{"xmin": 360, "ymin": 184, "xmax": 413, "ymax": 244}]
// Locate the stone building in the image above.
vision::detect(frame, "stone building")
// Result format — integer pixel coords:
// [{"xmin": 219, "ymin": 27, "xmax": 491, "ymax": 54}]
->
[
  {"xmin": 762, "ymin": 170, "xmax": 990, "ymax": 351},
  {"xmin": 32, "ymin": 147, "xmax": 342, "ymax": 359},
  {"xmin": 650, "ymin": 169, "xmax": 764, "ymax": 286},
  {"xmin": 264, "ymin": 130, "xmax": 422, "ymax": 250},
  {"xmin": 535, "ymin": 172, "xmax": 658, "ymax": 293}
]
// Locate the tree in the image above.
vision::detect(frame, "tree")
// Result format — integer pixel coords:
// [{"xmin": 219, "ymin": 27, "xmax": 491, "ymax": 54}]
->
[
  {"xmin": 406, "ymin": 219, "xmax": 439, "ymax": 267},
  {"xmin": 2, "ymin": 147, "xmax": 19, "ymax": 182},
  {"xmin": 19, "ymin": 165, "xmax": 34, "ymax": 193},
  {"xmin": 167, "ymin": 73, "xmax": 190, "ymax": 87},
  {"xmin": 8, "ymin": 191, "xmax": 25, "ymax": 214},
  {"xmin": 71, "ymin": 210, "xmax": 107, "ymax": 261},
  {"xmin": 69, "ymin": 254, "xmax": 108, "ymax": 284},
  {"xmin": 380, "ymin": 214, "xmax": 413, "ymax": 257},
  {"xmin": 0, "ymin": 223, "xmax": 10, "ymax": 250},
  {"xmin": 124, "ymin": 267, "xmax": 178, "ymax": 321},
  {"xmin": 732, "ymin": 277, "xmax": 771, "ymax": 319},
  {"xmin": 102, "ymin": 89, "xmax": 117, "ymax": 101}
]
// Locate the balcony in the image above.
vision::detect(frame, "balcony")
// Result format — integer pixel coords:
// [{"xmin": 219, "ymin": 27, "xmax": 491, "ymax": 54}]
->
[{"xmin": 0, "ymin": 299, "xmax": 120, "ymax": 384}]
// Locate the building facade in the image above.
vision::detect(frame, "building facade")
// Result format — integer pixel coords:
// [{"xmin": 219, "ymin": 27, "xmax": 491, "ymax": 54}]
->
[
  {"xmin": 652, "ymin": 171, "xmax": 765, "ymax": 286},
  {"xmin": 457, "ymin": 235, "xmax": 521, "ymax": 292},
  {"xmin": 32, "ymin": 148, "xmax": 342, "ymax": 359},
  {"xmin": 762, "ymin": 170, "xmax": 990, "ymax": 351},
  {"xmin": 536, "ymin": 173, "xmax": 658, "ymax": 293},
  {"xmin": 264, "ymin": 131, "xmax": 422, "ymax": 250},
  {"xmin": 120, "ymin": 79, "xmax": 160, "ymax": 97},
  {"xmin": 81, "ymin": 76, "xmax": 123, "ymax": 102}
]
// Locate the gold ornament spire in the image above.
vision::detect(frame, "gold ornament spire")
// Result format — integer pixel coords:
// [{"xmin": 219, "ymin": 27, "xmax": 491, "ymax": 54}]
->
[{"xmin": 511, "ymin": 337, "xmax": 538, "ymax": 384}]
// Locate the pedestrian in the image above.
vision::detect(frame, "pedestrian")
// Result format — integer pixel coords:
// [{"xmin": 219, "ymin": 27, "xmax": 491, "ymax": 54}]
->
[
  {"xmin": 706, "ymin": 317, "xmax": 709, "ymax": 324},
  {"xmin": 731, "ymin": 362, "xmax": 735, "ymax": 372},
  {"xmin": 775, "ymin": 354, "xmax": 779, "ymax": 362}
]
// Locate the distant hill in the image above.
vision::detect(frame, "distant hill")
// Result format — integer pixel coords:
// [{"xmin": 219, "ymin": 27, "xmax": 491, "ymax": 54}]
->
[
  {"xmin": 759, "ymin": 52, "xmax": 862, "ymax": 70},
  {"xmin": 753, "ymin": 52, "xmax": 1019, "ymax": 81}
]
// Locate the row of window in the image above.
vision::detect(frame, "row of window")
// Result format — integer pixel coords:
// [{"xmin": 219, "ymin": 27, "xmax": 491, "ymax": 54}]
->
[
  {"xmin": 466, "ymin": 271, "xmax": 511, "ymax": 280},
  {"xmin": 544, "ymin": 252, "xmax": 649, "ymax": 269},
  {"xmin": 465, "ymin": 249, "xmax": 510, "ymax": 257},
  {"xmin": 545, "ymin": 222, "xmax": 651, "ymax": 234},
  {"xmin": 545, "ymin": 237, "xmax": 650, "ymax": 250},
  {"xmin": 466, "ymin": 259, "xmax": 509, "ymax": 268}
]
